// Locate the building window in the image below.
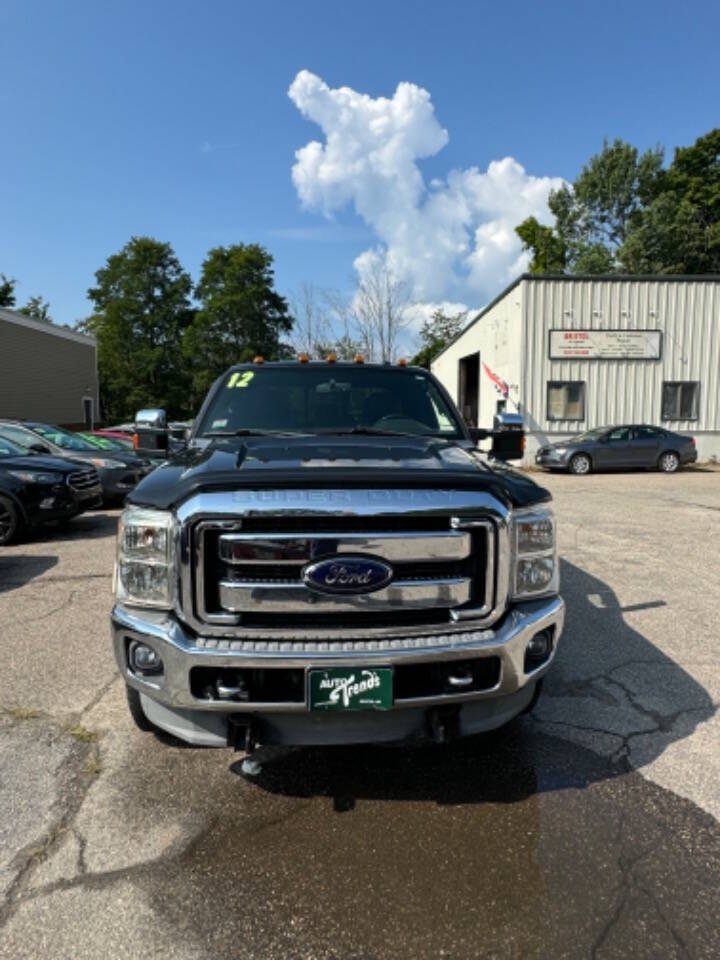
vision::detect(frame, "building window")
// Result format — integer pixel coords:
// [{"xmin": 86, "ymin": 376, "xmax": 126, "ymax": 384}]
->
[
  {"xmin": 662, "ymin": 382, "xmax": 699, "ymax": 420},
  {"xmin": 547, "ymin": 381, "xmax": 585, "ymax": 421}
]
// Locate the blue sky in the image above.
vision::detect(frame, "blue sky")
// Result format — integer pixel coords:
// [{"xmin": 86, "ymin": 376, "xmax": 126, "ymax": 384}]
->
[{"xmin": 1, "ymin": 0, "xmax": 719, "ymax": 330}]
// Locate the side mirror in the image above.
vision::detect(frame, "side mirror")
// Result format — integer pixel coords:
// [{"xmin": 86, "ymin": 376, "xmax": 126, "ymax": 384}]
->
[
  {"xmin": 469, "ymin": 427, "xmax": 490, "ymax": 444},
  {"xmin": 29, "ymin": 442, "xmax": 51, "ymax": 454}
]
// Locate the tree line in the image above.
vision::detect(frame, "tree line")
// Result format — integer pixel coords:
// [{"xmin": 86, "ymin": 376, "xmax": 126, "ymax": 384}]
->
[
  {"xmin": 3, "ymin": 239, "xmax": 431, "ymax": 423},
  {"xmin": 515, "ymin": 128, "xmax": 720, "ymax": 275},
  {"xmin": 0, "ymin": 276, "xmax": 54, "ymax": 323}
]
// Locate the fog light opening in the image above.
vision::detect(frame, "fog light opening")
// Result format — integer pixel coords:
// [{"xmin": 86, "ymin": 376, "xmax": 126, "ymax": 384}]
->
[
  {"xmin": 524, "ymin": 629, "xmax": 553, "ymax": 673},
  {"xmin": 128, "ymin": 640, "xmax": 163, "ymax": 676}
]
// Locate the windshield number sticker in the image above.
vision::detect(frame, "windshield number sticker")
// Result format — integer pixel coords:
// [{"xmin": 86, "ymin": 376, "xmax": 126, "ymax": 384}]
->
[{"xmin": 227, "ymin": 372, "xmax": 255, "ymax": 389}]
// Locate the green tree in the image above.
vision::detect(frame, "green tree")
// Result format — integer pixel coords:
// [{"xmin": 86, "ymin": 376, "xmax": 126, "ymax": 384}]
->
[
  {"xmin": 515, "ymin": 139, "xmax": 664, "ymax": 275},
  {"xmin": 411, "ymin": 309, "xmax": 467, "ymax": 368},
  {"xmin": 85, "ymin": 237, "xmax": 194, "ymax": 422},
  {"xmin": 551, "ymin": 138, "xmax": 664, "ymax": 273},
  {"xmin": 19, "ymin": 295, "xmax": 52, "ymax": 322},
  {"xmin": 515, "ymin": 217, "xmax": 567, "ymax": 274},
  {"xmin": 620, "ymin": 129, "xmax": 720, "ymax": 273},
  {"xmin": 184, "ymin": 244, "xmax": 293, "ymax": 403},
  {"xmin": 0, "ymin": 274, "xmax": 16, "ymax": 308}
]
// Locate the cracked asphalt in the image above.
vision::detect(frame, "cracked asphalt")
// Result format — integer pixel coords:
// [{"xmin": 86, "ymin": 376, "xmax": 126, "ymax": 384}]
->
[{"xmin": 0, "ymin": 469, "xmax": 718, "ymax": 959}]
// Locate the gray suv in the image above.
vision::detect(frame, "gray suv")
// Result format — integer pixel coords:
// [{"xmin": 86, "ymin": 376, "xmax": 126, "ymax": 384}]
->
[
  {"xmin": 0, "ymin": 421, "xmax": 154, "ymax": 504},
  {"xmin": 536, "ymin": 425, "xmax": 697, "ymax": 475}
]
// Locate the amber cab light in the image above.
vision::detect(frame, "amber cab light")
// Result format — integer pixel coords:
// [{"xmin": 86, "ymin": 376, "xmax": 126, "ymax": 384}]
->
[
  {"xmin": 298, "ymin": 353, "xmax": 310, "ymax": 363},
  {"xmin": 354, "ymin": 354, "xmax": 365, "ymax": 364},
  {"xmin": 397, "ymin": 357, "xmax": 408, "ymax": 366},
  {"xmin": 253, "ymin": 355, "xmax": 265, "ymax": 364},
  {"xmin": 326, "ymin": 353, "xmax": 337, "ymax": 363}
]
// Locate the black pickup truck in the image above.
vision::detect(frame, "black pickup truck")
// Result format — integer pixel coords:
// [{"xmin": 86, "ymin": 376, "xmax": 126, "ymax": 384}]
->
[{"xmin": 112, "ymin": 361, "xmax": 564, "ymax": 750}]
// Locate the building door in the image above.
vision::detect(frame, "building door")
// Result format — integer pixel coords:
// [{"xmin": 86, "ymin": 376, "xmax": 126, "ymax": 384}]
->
[
  {"xmin": 82, "ymin": 397, "xmax": 94, "ymax": 430},
  {"xmin": 458, "ymin": 353, "xmax": 479, "ymax": 426}
]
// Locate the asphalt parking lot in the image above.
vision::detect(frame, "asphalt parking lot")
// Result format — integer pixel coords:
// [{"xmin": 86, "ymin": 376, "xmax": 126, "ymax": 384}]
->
[{"xmin": 0, "ymin": 469, "xmax": 718, "ymax": 960}]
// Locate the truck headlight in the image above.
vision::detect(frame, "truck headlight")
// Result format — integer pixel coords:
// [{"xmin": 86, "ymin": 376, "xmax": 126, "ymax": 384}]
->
[
  {"xmin": 114, "ymin": 506, "xmax": 177, "ymax": 608},
  {"xmin": 510, "ymin": 506, "xmax": 558, "ymax": 599}
]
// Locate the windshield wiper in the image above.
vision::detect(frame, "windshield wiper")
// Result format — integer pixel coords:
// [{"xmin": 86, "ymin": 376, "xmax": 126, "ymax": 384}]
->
[
  {"xmin": 317, "ymin": 428, "xmax": 418, "ymax": 438},
  {"xmin": 202, "ymin": 429, "xmax": 309, "ymax": 438}
]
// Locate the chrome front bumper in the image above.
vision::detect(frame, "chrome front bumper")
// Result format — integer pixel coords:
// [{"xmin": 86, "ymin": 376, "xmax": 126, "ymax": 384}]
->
[{"xmin": 113, "ymin": 595, "xmax": 564, "ymax": 731}]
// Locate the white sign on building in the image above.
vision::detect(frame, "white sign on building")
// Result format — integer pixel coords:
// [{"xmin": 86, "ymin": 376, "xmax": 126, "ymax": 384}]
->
[{"xmin": 549, "ymin": 329, "xmax": 662, "ymax": 360}]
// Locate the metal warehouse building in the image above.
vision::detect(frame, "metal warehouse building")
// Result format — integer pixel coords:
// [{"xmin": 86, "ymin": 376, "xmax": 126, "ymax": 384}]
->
[
  {"xmin": 0, "ymin": 307, "xmax": 99, "ymax": 428},
  {"xmin": 432, "ymin": 275, "xmax": 720, "ymax": 463}
]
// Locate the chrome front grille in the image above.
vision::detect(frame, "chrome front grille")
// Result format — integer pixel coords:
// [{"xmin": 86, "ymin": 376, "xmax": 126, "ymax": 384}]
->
[
  {"xmin": 191, "ymin": 514, "xmax": 497, "ymax": 634},
  {"xmin": 68, "ymin": 468, "xmax": 99, "ymax": 490}
]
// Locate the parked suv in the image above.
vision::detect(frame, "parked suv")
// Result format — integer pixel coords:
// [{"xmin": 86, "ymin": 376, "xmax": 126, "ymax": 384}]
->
[
  {"xmin": 0, "ymin": 434, "xmax": 101, "ymax": 544},
  {"xmin": 0, "ymin": 421, "xmax": 153, "ymax": 504},
  {"xmin": 113, "ymin": 360, "xmax": 563, "ymax": 751},
  {"xmin": 536, "ymin": 425, "xmax": 697, "ymax": 474}
]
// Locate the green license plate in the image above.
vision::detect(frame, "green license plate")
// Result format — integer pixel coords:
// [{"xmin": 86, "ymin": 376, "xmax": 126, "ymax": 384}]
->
[{"xmin": 309, "ymin": 667, "xmax": 393, "ymax": 711}]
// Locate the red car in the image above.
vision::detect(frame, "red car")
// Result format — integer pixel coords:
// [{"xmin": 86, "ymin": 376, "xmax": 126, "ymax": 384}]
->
[{"xmin": 89, "ymin": 430, "xmax": 136, "ymax": 450}]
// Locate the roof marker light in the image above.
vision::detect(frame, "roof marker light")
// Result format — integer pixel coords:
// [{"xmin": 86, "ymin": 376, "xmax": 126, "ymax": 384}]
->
[
  {"xmin": 326, "ymin": 353, "xmax": 337, "ymax": 363},
  {"xmin": 354, "ymin": 354, "xmax": 365, "ymax": 364},
  {"xmin": 253, "ymin": 355, "xmax": 265, "ymax": 364},
  {"xmin": 397, "ymin": 357, "xmax": 408, "ymax": 366},
  {"xmin": 298, "ymin": 353, "xmax": 309, "ymax": 363}
]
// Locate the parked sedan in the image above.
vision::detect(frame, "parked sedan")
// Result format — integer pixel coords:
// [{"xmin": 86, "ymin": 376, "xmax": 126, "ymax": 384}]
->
[
  {"xmin": 0, "ymin": 421, "xmax": 154, "ymax": 504},
  {"xmin": 0, "ymin": 435, "xmax": 102, "ymax": 544},
  {"xmin": 536, "ymin": 425, "xmax": 697, "ymax": 475}
]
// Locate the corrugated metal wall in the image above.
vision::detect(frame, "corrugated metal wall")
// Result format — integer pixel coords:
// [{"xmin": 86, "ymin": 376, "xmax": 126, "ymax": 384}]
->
[
  {"xmin": 431, "ymin": 284, "xmax": 523, "ymax": 428},
  {"xmin": 0, "ymin": 312, "xmax": 99, "ymax": 425},
  {"xmin": 522, "ymin": 277, "xmax": 720, "ymax": 436}
]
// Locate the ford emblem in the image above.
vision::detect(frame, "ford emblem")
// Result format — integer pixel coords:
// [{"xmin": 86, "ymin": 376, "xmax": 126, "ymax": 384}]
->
[{"xmin": 303, "ymin": 555, "xmax": 393, "ymax": 595}]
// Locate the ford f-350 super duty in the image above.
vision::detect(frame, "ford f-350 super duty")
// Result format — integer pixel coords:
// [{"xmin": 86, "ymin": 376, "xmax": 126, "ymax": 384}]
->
[{"xmin": 112, "ymin": 360, "xmax": 564, "ymax": 750}]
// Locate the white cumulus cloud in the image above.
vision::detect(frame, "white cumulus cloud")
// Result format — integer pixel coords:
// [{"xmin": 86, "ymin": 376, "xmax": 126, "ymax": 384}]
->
[{"xmin": 288, "ymin": 70, "xmax": 565, "ymax": 308}]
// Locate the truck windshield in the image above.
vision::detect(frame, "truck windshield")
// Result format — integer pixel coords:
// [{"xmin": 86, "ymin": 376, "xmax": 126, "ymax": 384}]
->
[{"xmin": 196, "ymin": 367, "xmax": 464, "ymax": 439}]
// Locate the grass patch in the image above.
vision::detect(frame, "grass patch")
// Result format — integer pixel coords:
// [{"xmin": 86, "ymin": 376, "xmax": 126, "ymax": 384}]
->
[
  {"xmin": 5, "ymin": 706, "xmax": 40, "ymax": 723},
  {"xmin": 63, "ymin": 723, "xmax": 98, "ymax": 743},
  {"xmin": 83, "ymin": 754, "xmax": 102, "ymax": 777}
]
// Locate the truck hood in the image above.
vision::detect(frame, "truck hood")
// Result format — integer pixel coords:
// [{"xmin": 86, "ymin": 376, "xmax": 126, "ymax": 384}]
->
[{"xmin": 128, "ymin": 435, "xmax": 550, "ymax": 510}]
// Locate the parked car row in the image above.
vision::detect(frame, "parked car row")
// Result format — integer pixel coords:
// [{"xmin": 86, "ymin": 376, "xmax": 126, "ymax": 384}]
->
[
  {"xmin": 0, "ymin": 420, "xmax": 155, "ymax": 502},
  {"xmin": 0, "ymin": 419, "xmax": 158, "ymax": 545},
  {"xmin": 0, "ymin": 434, "xmax": 102, "ymax": 544}
]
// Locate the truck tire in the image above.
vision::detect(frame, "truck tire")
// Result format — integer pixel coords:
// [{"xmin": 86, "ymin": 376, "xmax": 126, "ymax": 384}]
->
[
  {"xmin": 125, "ymin": 683, "xmax": 156, "ymax": 732},
  {"xmin": 0, "ymin": 496, "xmax": 22, "ymax": 546}
]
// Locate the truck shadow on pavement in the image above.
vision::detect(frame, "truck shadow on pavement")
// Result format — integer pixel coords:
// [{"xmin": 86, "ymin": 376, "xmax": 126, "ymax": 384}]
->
[
  {"xmin": 235, "ymin": 558, "xmax": 715, "ymax": 808},
  {"xmin": 0, "ymin": 554, "xmax": 57, "ymax": 593},
  {"xmin": 126, "ymin": 559, "xmax": 720, "ymax": 960},
  {"xmin": 26, "ymin": 511, "xmax": 120, "ymax": 544}
]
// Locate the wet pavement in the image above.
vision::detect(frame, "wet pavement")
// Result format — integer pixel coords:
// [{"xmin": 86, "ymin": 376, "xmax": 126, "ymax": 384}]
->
[{"xmin": 0, "ymin": 469, "xmax": 718, "ymax": 959}]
